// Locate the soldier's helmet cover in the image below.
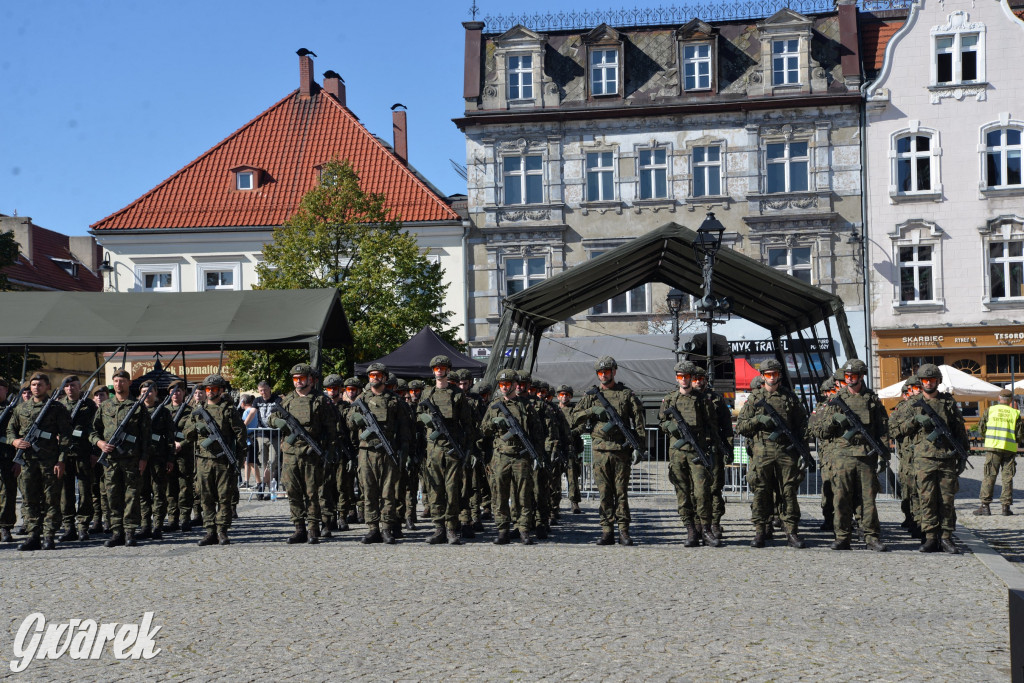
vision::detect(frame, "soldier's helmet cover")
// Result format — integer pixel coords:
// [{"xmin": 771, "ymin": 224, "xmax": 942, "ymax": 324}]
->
[
  {"xmin": 674, "ymin": 360, "xmax": 698, "ymax": 375},
  {"xmin": 594, "ymin": 356, "xmax": 618, "ymax": 371},
  {"xmin": 750, "ymin": 376, "xmax": 765, "ymax": 389},
  {"xmin": 904, "ymin": 375, "xmax": 922, "ymax": 388},
  {"xmin": 203, "ymin": 374, "xmax": 229, "ymax": 388},
  {"xmin": 290, "ymin": 363, "xmax": 313, "ymax": 377},
  {"xmin": 760, "ymin": 359, "xmax": 783, "ymax": 373},
  {"xmin": 843, "ymin": 359, "xmax": 868, "ymax": 375},
  {"xmin": 429, "ymin": 355, "xmax": 452, "ymax": 369},
  {"xmin": 323, "ymin": 374, "xmax": 344, "ymax": 387},
  {"xmin": 408, "ymin": 380, "xmax": 425, "ymax": 390},
  {"xmin": 516, "ymin": 370, "xmax": 532, "ymax": 383},
  {"xmin": 692, "ymin": 365, "xmax": 708, "ymax": 378},
  {"xmin": 820, "ymin": 378, "xmax": 836, "ymax": 395},
  {"xmin": 497, "ymin": 369, "xmax": 518, "ymax": 384},
  {"xmin": 367, "ymin": 362, "xmax": 388, "ymax": 375},
  {"xmin": 556, "ymin": 384, "xmax": 574, "ymax": 395},
  {"xmin": 394, "ymin": 378, "xmax": 408, "ymax": 390},
  {"xmin": 917, "ymin": 363, "xmax": 942, "ymax": 379}
]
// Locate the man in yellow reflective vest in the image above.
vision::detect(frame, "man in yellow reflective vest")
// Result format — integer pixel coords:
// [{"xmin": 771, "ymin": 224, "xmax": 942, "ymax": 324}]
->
[{"xmin": 974, "ymin": 389, "xmax": 1023, "ymax": 516}]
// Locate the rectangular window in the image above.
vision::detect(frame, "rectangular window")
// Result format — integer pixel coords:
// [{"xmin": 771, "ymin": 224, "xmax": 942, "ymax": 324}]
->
[
  {"xmin": 935, "ymin": 32, "xmax": 981, "ymax": 85},
  {"xmin": 204, "ymin": 270, "xmax": 234, "ymax": 290},
  {"xmin": 590, "ymin": 49, "xmax": 618, "ymax": 96},
  {"xmin": 505, "ymin": 256, "xmax": 546, "ymax": 295},
  {"xmin": 638, "ymin": 148, "xmax": 667, "ymax": 199},
  {"xmin": 986, "ymin": 353, "xmax": 1024, "ymax": 374},
  {"xmin": 692, "ymin": 145, "xmax": 721, "ymax": 197},
  {"xmin": 586, "ymin": 152, "xmax": 614, "ymax": 201},
  {"xmin": 896, "ymin": 135, "xmax": 932, "ymax": 193},
  {"xmin": 772, "ymin": 39, "xmax": 800, "ymax": 86},
  {"xmin": 767, "ymin": 247, "xmax": 812, "ymax": 284},
  {"xmin": 898, "ymin": 245, "xmax": 934, "ymax": 302},
  {"xmin": 236, "ymin": 171, "xmax": 253, "ymax": 190},
  {"xmin": 990, "ymin": 239, "xmax": 1024, "ymax": 299},
  {"xmin": 589, "ymin": 250, "xmax": 649, "ymax": 314},
  {"xmin": 986, "ymin": 128, "xmax": 1023, "ymax": 189},
  {"xmin": 503, "ymin": 155, "xmax": 543, "ymax": 205},
  {"xmin": 900, "ymin": 355, "xmax": 944, "ymax": 379},
  {"xmin": 508, "ymin": 55, "xmax": 533, "ymax": 100},
  {"xmin": 683, "ymin": 44, "xmax": 712, "ymax": 91},
  {"xmin": 765, "ymin": 141, "xmax": 809, "ymax": 193},
  {"xmin": 143, "ymin": 272, "xmax": 173, "ymax": 291}
]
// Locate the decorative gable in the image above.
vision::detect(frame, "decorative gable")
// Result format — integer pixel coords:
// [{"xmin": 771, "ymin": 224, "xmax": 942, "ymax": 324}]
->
[
  {"xmin": 486, "ymin": 25, "xmax": 557, "ymax": 110},
  {"xmin": 582, "ymin": 23, "xmax": 621, "ymax": 45},
  {"xmin": 751, "ymin": 8, "xmax": 826, "ymax": 97},
  {"xmin": 676, "ymin": 19, "xmax": 715, "ymax": 42},
  {"xmin": 757, "ymin": 8, "xmax": 813, "ymax": 32}
]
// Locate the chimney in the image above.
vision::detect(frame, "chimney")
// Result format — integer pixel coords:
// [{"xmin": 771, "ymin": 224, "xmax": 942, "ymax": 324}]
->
[
  {"xmin": 297, "ymin": 48, "xmax": 316, "ymax": 98},
  {"xmin": 69, "ymin": 235, "xmax": 98, "ymax": 272},
  {"xmin": 323, "ymin": 70, "xmax": 346, "ymax": 106},
  {"xmin": 463, "ymin": 21, "xmax": 484, "ymax": 100},
  {"xmin": 2, "ymin": 216, "xmax": 32, "ymax": 264},
  {"xmin": 837, "ymin": 0, "xmax": 862, "ymax": 88},
  {"xmin": 392, "ymin": 104, "xmax": 408, "ymax": 164}
]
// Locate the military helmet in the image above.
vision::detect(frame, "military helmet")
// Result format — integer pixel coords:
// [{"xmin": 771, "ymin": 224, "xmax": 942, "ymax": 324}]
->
[
  {"xmin": 394, "ymin": 378, "xmax": 408, "ymax": 390},
  {"xmin": 408, "ymin": 379, "xmax": 425, "ymax": 390},
  {"xmin": 556, "ymin": 384, "xmax": 574, "ymax": 396},
  {"xmin": 367, "ymin": 362, "xmax": 388, "ymax": 375},
  {"xmin": 536, "ymin": 380, "xmax": 550, "ymax": 392},
  {"xmin": 917, "ymin": 363, "xmax": 941, "ymax": 379},
  {"xmin": 760, "ymin": 359, "xmax": 783, "ymax": 373},
  {"xmin": 429, "ymin": 355, "xmax": 452, "ymax": 369},
  {"xmin": 516, "ymin": 370, "xmax": 532, "ymax": 383},
  {"xmin": 820, "ymin": 378, "xmax": 836, "ymax": 395},
  {"xmin": 843, "ymin": 359, "xmax": 868, "ymax": 375},
  {"xmin": 594, "ymin": 356, "xmax": 618, "ymax": 372},
  {"xmin": 323, "ymin": 374, "xmax": 344, "ymax": 387},
  {"xmin": 832, "ymin": 367, "xmax": 846, "ymax": 382},
  {"xmin": 750, "ymin": 376, "xmax": 765, "ymax": 390},
  {"xmin": 904, "ymin": 375, "xmax": 921, "ymax": 388},
  {"xmin": 290, "ymin": 363, "xmax": 313, "ymax": 377},
  {"xmin": 497, "ymin": 369, "xmax": 518, "ymax": 383},
  {"xmin": 450, "ymin": 369, "xmax": 468, "ymax": 382},
  {"xmin": 203, "ymin": 373, "xmax": 229, "ymax": 388},
  {"xmin": 343, "ymin": 377, "xmax": 363, "ymax": 389},
  {"xmin": 474, "ymin": 382, "xmax": 492, "ymax": 396},
  {"xmin": 692, "ymin": 365, "xmax": 708, "ymax": 378},
  {"xmin": 674, "ymin": 360, "xmax": 698, "ymax": 375}
]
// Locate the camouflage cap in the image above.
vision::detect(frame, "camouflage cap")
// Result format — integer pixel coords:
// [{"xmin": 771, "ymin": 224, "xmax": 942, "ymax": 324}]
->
[
  {"xmin": 343, "ymin": 377, "xmax": 363, "ymax": 389},
  {"xmin": 323, "ymin": 374, "xmax": 344, "ymax": 387},
  {"xmin": 535, "ymin": 380, "xmax": 550, "ymax": 392},
  {"xmin": 408, "ymin": 379, "xmax": 425, "ymax": 390},
  {"xmin": 594, "ymin": 356, "xmax": 618, "ymax": 371},
  {"xmin": 673, "ymin": 360, "xmax": 698, "ymax": 375},
  {"xmin": 290, "ymin": 363, "xmax": 313, "ymax": 376},
  {"xmin": 843, "ymin": 359, "xmax": 868, "ymax": 375},
  {"xmin": 760, "ymin": 359, "xmax": 783, "ymax": 373},
  {"xmin": 556, "ymin": 384, "xmax": 574, "ymax": 395},
  {"xmin": 429, "ymin": 354, "xmax": 452, "ymax": 369},
  {"xmin": 449, "ymin": 369, "xmax": 468, "ymax": 382},
  {"xmin": 917, "ymin": 363, "xmax": 942, "ymax": 379},
  {"xmin": 471, "ymin": 382, "xmax": 492, "ymax": 396}
]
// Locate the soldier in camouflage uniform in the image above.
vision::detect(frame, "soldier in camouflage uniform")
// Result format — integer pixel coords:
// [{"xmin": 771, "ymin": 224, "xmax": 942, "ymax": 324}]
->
[
  {"xmin": 571, "ymin": 356, "xmax": 646, "ymax": 546},
  {"xmin": 88, "ymin": 385, "xmax": 111, "ymax": 533},
  {"xmin": 692, "ymin": 365, "xmax": 733, "ymax": 538},
  {"xmin": 735, "ymin": 359, "xmax": 809, "ymax": 549},
  {"xmin": 902, "ymin": 363, "xmax": 969, "ymax": 553},
  {"xmin": 418, "ymin": 355, "xmax": 474, "ymax": 545},
  {"xmin": 974, "ymin": 388, "xmax": 1022, "ymax": 516},
  {"xmin": 165, "ymin": 381, "xmax": 194, "ymax": 532},
  {"xmin": 56, "ymin": 375, "xmax": 97, "ymax": 542},
  {"xmin": 890, "ymin": 376, "xmax": 923, "ymax": 538},
  {"xmin": 7, "ymin": 373, "xmax": 72, "ymax": 551},
  {"xmin": 183, "ymin": 374, "xmax": 246, "ymax": 546},
  {"xmin": 320, "ymin": 374, "xmax": 347, "ymax": 537},
  {"xmin": 813, "ymin": 359, "xmax": 889, "ymax": 551},
  {"xmin": 481, "ymin": 369, "xmax": 543, "ymax": 545},
  {"xmin": 90, "ymin": 369, "xmax": 152, "ymax": 547},
  {"xmin": 471, "ymin": 382, "xmax": 494, "ymax": 519},
  {"xmin": 806, "ymin": 377, "xmax": 840, "ymax": 534},
  {"xmin": 0, "ymin": 379, "xmax": 17, "ymax": 543},
  {"xmin": 340, "ymin": 377, "xmax": 363, "ymax": 525},
  {"xmin": 555, "ymin": 385, "xmax": 583, "ymax": 515},
  {"xmin": 452, "ymin": 369, "xmax": 485, "ymax": 536},
  {"xmin": 347, "ymin": 362, "xmax": 411, "ymax": 544},
  {"xmin": 403, "ymin": 379, "xmax": 427, "ymax": 530},
  {"xmin": 138, "ymin": 379, "xmax": 174, "ymax": 540},
  {"xmin": 540, "ymin": 382, "xmax": 570, "ymax": 524},
  {"xmin": 659, "ymin": 361, "xmax": 723, "ymax": 547},
  {"xmin": 527, "ymin": 376, "xmax": 559, "ymax": 538}
]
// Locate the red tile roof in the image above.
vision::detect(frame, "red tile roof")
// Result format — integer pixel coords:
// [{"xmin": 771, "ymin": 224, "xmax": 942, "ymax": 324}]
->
[
  {"xmin": 91, "ymin": 89, "xmax": 459, "ymax": 230},
  {"xmin": 861, "ymin": 19, "xmax": 904, "ymax": 75},
  {"xmin": 2, "ymin": 220, "xmax": 103, "ymax": 292}
]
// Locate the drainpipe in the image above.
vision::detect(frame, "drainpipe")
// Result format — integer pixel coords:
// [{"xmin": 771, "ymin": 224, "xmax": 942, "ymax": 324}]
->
[{"xmin": 859, "ymin": 79, "xmax": 873, "ymax": 384}]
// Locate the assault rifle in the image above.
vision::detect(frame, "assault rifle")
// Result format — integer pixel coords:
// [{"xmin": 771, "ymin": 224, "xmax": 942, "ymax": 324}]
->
[
  {"xmin": 68, "ymin": 379, "xmax": 98, "ymax": 438},
  {"xmin": 350, "ymin": 398, "xmax": 400, "ymax": 469},
  {"xmin": 172, "ymin": 390, "xmax": 194, "ymax": 440},
  {"xmin": 586, "ymin": 386, "xmax": 649, "ymax": 464},
  {"xmin": 421, "ymin": 398, "xmax": 468, "ymax": 465},
  {"xmin": 828, "ymin": 393, "xmax": 901, "ymax": 497},
  {"xmin": 13, "ymin": 377, "xmax": 73, "ymax": 467},
  {"xmin": 98, "ymin": 385, "xmax": 152, "ymax": 468},
  {"xmin": 0, "ymin": 396, "xmax": 24, "ymax": 446},
  {"xmin": 269, "ymin": 402, "xmax": 330, "ymax": 469},
  {"xmin": 753, "ymin": 398, "xmax": 816, "ymax": 472},
  {"xmin": 494, "ymin": 400, "xmax": 541, "ymax": 470},
  {"xmin": 912, "ymin": 397, "xmax": 974, "ymax": 473},
  {"xmin": 664, "ymin": 404, "xmax": 713, "ymax": 470},
  {"xmin": 191, "ymin": 402, "xmax": 240, "ymax": 474}
]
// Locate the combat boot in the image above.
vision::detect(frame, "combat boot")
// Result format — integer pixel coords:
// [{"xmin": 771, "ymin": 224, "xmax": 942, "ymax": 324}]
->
[
  {"xmin": 13, "ymin": 524, "xmax": 26, "ymax": 535},
  {"xmin": 786, "ymin": 531, "xmax": 806, "ymax": 549},
  {"xmin": 712, "ymin": 522, "xmax": 724, "ymax": 538},
  {"xmin": 481, "ymin": 507, "xmax": 493, "ymax": 520},
  {"xmin": 919, "ymin": 535, "xmax": 940, "ymax": 553},
  {"xmin": 405, "ymin": 516, "xmax": 416, "ymax": 531},
  {"xmin": 940, "ymin": 538, "xmax": 960, "ymax": 554},
  {"xmin": 191, "ymin": 512, "xmax": 203, "ymax": 526},
  {"xmin": 390, "ymin": 523, "xmax": 403, "ymax": 540},
  {"xmin": 446, "ymin": 528, "xmax": 462, "ymax": 545},
  {"xmin": 973, "ymin": 503, "xmax": 991, "ymax": 516},
  {"xmin": 703, "ymin": 525, "xmax": 722, "ymax": 548},
  {"xmin": 287, "ymin": 523, "xmax": 308, "ymax": 544},
  {"xmin": 830, "ymin": 538, "xmax": 851, "ymax": 550},
  {"xmin": 346, "ymin": 510, "xmax": 359, "ymax": 524},
  {"xmin": 550, "ymin": 509, "xmax": 560, "ymax": 525},
  {"xmin": 571, "ymin": 502, "xmax": 582, "ymax": 514},
  {"xmin": 865, "ymin": 539, "xmax": 887, "ymax": 552},
  {"xmin": 320, "ymin": 525, "xmax": 333, "ymax": 539},
  {"xmin": 535, "ymin": 524, "xmax": 548, "ymax": 540},
  {"xmin": 493, "ymin": 529, "xmax": 511, "ymax": 545},
  {"xmin": 361, "ymin": 527, "xmax": 383, "ymax": 544},
  {"xmin": 337, "ymin": 517, "xmax": 349, "ymax": 532},
  {"xmin": 104, "ymin": 531, "xmax": 125, "ymax": 548},
  {"xmin": 218, "ymin": 530, "xmax": 230, "ymax": 545},
  {"xmin": 125, "ymin": 530, "xmax": 138, "ymax": 547},
  {"xmin": 357, "ymin": 509, "xmax": 366, "ymax": 524},
  {"xmin": 135, "ymin": 526, "xmax": 152, "ymax": 540},
  {"xmin": 307, "ymin": 524, "xmax": 320, "ymax": 545},
  {"xmin": 198, "ymin": 530, "xmax": 218, "ymax": 546},
  {"xmin": 460, "ymin": 523, "xmax": 475, "ymax": 539},
  {"xmin": 181, "ymin": 518, "xmax": 192, "ymax": 533},
  {"xmin": 328, "ymin": 517, "xmax": 338, "ymax": 532},
  {"xmin": 164, "ymin": 518, "xmax": 180, "ymax": 532},
  {"xmin": 771, "ymin": 516, "xmax": 783, "ymax": 530},
  {"xmin": 41, "ymin": 536, "xmax": 56, "ymax": 550},
  {"xmin": 151, "ymin": 527, "xmax": 163, "ymax": 540},
  {"xmin": 88, "ymin": 518, "xmax": 103, "ymax": 533},
  {"xmin": 819, "ymin": 517, "xmax": 834, "ymax": 532},
  {"xmin": 750, "ymin": 529, "xmax": 766, "ymax": 548},
  {"xmin": 618, "ymin": 529, "xmax": 634, "ymax": 546},
  {"xmin": 102, "ymin": 521, "xmax": 112, "ymax": 534},
  {"xmin": 684, "ymin": 523, "xmax": 700, "ymax": 548},
  {"xmin": 380, "ymin": 527, "xmax": 395, "ymax": 545},
  {"xmin": 597, "ymin": 530, "xmax": 615, "ymax": 545},
  {"xmin": 519, "ymin": 529, "xmax": 534, "ymax": 545},
  {"xmin": 78, "ymin": 526, "xmax": 90, "ymax": 541},
  {"xmin": 426, "ymin": 525, "xmax": 446, "ymax": 545},
  {"xmin": 57, "ymin": 527, "xmax": 79, "ymax": 542},
  {"xmin": 472, "ymin": 519, "xmax": 484, "ymax": 533},
  {"xmin": 18, "ymin": 535, "xmax": 41, "ymax": 551},
  {"xmin": 1, "ymin": 528, "xmax": 14, "ymax": 542},
  {"xmin": 1003, "ymin": 505, "xmax": 1014, "ymax": 516}
]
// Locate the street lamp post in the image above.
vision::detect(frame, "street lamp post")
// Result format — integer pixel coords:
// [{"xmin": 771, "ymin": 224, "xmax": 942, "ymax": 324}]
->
[
  {"xmin": 694, "ymin": 212, "xmax": 726, "ymax": 383},
  {"xmin": 666, "ymin": 288, "xmax": 685, "ymax": 362}
]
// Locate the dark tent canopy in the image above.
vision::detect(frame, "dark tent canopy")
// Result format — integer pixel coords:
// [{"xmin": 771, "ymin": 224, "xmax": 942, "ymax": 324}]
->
[{"xmin": 355, "ymin": 326, "xmax": 486, "ymax": 378}]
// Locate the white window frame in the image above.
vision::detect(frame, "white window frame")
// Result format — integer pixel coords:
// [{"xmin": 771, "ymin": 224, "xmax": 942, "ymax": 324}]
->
[
  {"xmin": 771, "ymin": 38, "xmax": 800, "ymax": 86},
  {"xmin": 590, "ymin": 48, "xmax": 619, "ymax": 96},
  {"xmin": 766, "ymin": 246, "xmax": 813, "ymax": 285},
  {"xmin": 988, "ymin": 235, "xmax": 1024, "ymax": 302},
  {"xmin": 889, "ymin": 126, "xmax": 941, "ymax": 198},
  {"xmin": 196, "ymin": 262, "xmax": 241, "ymax": 292},
  {"xmin": 682, "ymin": 43, "xmax": 712, "ymax": 91},
  {"xmin": 764, "ymin": 140, "xmax": 809, "ymax": 194},
  {"xmin": 588, "ymin": 249, "xmax": 650, "ymax": 315},
  {"xmin": 691, "ymin": 144, "xmax": 723, "ymax": 198},
  {"xmin": 501, "ymin": 154, "xmax": 544, "ymax": 206},
  {"xmin": 897, "ymin": 244, "xmax": 937, "ymax": 304},
  {"xmin": 135, "ymin": 264, "xmax": 180, "ymax": 293},
  {"xmin": 889, "ymin": 220, "xmax": 945, "ymax": 311},
  {"xmin": 236, "ymin": 171, "xmax": 254, "ymax": 191},
  {"xmin": 982, "ymin": 125, "xmax": 1023, "ymax": 190},
  {"xmin": 931, "ymin": 25, "xmax": 985, "ymax": 86},
  {"xmin": 502, "ymin": 254, "xmax": 547, "ymax": 297},
  {"xmin": 637, "ymin": 147, "xmax": 668, "ymax": 200},
  {"xmin": 507, "ymin": 54, "xmax": 534, "ymax": 101},
  {"xmin": 586, "ymin": 151, "xmax": 615, "ymax": 201}
]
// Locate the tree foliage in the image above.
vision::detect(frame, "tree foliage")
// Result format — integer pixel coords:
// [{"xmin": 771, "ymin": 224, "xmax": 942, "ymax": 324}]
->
[
  {"xmin": 0, "ymin": 230, "xmax": 20, "ymax": 292},
  {"xmin": 229, "ymin": 160, "xmax": 460, "ymax": 392}
]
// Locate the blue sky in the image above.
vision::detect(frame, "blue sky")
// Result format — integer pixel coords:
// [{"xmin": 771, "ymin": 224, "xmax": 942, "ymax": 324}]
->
[{"xmin": 0, "ymin": 0, "xmax": 563, "ymax": 236}]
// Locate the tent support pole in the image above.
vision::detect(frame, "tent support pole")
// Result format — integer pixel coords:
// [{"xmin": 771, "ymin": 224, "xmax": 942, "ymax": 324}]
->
[
  {"xmin": 121, "ymin": 345, "xmax": 128, "ymax": 370},
  {"xmin": 217, "ymin": 343, "xmax": 225, "ymax": 374},
  {"xmin": 19, "ymin": 345, "xmax": 28, "ymax": 387},
  {"xmin": 181, "ymin": 349, "xmax": 187, "ymax": 387}
]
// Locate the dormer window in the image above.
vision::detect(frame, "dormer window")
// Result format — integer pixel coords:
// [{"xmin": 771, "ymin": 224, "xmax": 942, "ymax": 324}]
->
[
  {"xmin": 236, "ymin": 171, "xmax": 254, "ymax": 190},
  {"xmin": 50, "ymin": 258, "xmax": 78, "ymax": 277},
  {"xmin": 676, "ymin": 20, "xmax": 718, "ymax": 94},
  {"xmin": 756, "ymin": 9, "xmax": 816, "ymax": 95},
  {"xmin": 583, "ymin": 24, "xmax": 623, "ymax": 99},
  {"xmin": 931, "ymin": 11, "xmax": 986, "ymax": 87}
]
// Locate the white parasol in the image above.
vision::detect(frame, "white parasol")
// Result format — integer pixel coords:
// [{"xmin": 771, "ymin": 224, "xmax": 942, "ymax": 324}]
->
[{"xmin": 876, "ymin": 364, "xmax": 1004, "ymax": 400}]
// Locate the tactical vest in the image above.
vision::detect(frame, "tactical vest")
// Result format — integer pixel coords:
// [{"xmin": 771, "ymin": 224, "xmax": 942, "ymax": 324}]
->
[{"xmin": 984, "ymin": 404, "xmax": 1020, "ymax": 453}]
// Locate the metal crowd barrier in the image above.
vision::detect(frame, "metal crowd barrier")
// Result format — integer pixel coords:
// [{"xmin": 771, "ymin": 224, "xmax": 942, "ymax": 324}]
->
[{"xmin": 240, "ymin": 428, "xmax": 286, "ymax": 501}]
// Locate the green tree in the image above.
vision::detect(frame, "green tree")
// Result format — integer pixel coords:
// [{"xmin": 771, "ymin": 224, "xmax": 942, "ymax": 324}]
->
[
  {"xmin": 229, "ymin": 160, "xmax": 460, "ymax": 392},
  {"xmin": 0, "ymin": 230, "xmax": 41, "ymax": 387}
]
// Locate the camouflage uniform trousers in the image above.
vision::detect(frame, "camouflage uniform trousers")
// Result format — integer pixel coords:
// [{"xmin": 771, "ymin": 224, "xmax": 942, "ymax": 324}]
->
[
  {"xmin": 531, "ymin": 465, "xmax": 551, "ymax": 529},
  {"xmin": 667, "ymin": 450, "xmax": 712, "ymax": 526},
  {"xmin": 139, "ymin": 460, "xmax": 169, "ymax": 529},
  {"xmin": 830, "ymin": 453, "xmax": 881, "ymax": 542},
  {"xmin": 167, "ymin": 451, "xmax": 194, "ymax": 524},
  {"xmin": 565, "ymin": 455, "xmax": 582, "ymax": 504},
  {"xmin": 90, "ymin": 461, "xmax": 109, "ymax": 525},
  {"xmin": 284, "ymin": 452, "xmax": 324, "ymax": 531},
  {"xmin": 748, "ymin": 451, "xmax": 803, "ymax": 533},
  {"xmin": 490, "ymin": 452, "xmax": 534, "ymax": 533},
  {"xmin": 979, "ymin": 450, "xmax": 1017, "ymax": 506},
  {"xmin": 897, "ymin": 448, "xmax": 918, "ymax": 522},
  {"xmin": 1, "ymin": 458, "xmax": 20, "ymax": 529},
  {"xmin": 103, "ymin": 457, "xmax": 142, "ymax": 534},
  {"xmin": 710, "ymin": 457, "xmax": 726, "ymax": 525},
  {"xmin": 425, "ymin": 450, "xmax": 463, "ymax": 530},
  {"xmin": 914, "ymin": 455, "xmax": 959, "ymax": 539},
  {"xmin": 21, "ymin": 457, "xmax": 63, "ymax": 537},
  {"xmin": 818, "ymin": 451, "xmax": 835, "ymax": 526},
  {"xmin": 319, "ymin": 461, "xmax": 338, "ymax": 526},
  {"xmin": 401, "ymin": 460, "xmax": 421, "ymax": 521},
  {"xmin": 60, "ymin": 456, "xmax": 94, "ymax": 531},
  {"xmin": 357, "ymin": 448, "xmax": 398, "ymax": 531},
  {"xmin": 458, "ymin": 459, "xmax": 480, "ymax": 526},
  {"xmin": 593, "ymin": 450, "xmax": 632, "ymax": 533},
  {"xmin": 547, "ymin": 459, "xmax": 566, "ymax": 514},
  {"xmin": 338, "ymin": 461, "xmax": 358, "ymax": 519},
  {"xmin": 196, "ymin": 457, "xmax": 234, "ymax": 532}
]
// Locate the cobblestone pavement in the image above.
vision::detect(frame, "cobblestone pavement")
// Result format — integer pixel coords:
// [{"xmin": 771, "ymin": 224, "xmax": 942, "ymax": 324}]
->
[
  {"xmin": 956, "ymin": 452, "xmax": 1024, "ymax": 564},
  {"xmin": 0, "ymin": 486, "xmax": 1014, "ymax": 681}
]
